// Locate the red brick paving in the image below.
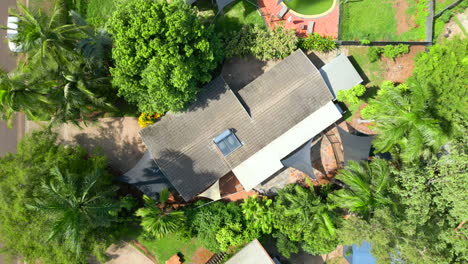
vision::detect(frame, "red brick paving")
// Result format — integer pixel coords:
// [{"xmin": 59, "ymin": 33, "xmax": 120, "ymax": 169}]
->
[
  {"xmin": 219, "ymin": 172, "xmax": 258, "ymax": 201},
  {"xmin": 257, "ymin": 0, "xmax": 339, "ymax": 37},
  {"xmin": 190, "ymin": 248, "xmax": 214, "ymax": 264}
]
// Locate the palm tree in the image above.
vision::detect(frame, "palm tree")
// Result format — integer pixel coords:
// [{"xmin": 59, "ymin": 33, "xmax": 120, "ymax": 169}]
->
[
  {"xmin": 0, "ymin": 68, "xmax": 56, "ymax": 124},
  {"xmin": 28, "ymin": 167, "xmax": 120, "ymax": 255},
  {"xmin": 135, "ymin": 189, "xmax": 186, "ymax": 238},
  {"xmin": 275, "ymin": 182, "xmax": 338, "ymax": 239},
  {"xmin": 329, "ymin": 159, "xmax": 394, "ymax": 219},
  {"xmin": 367, "ymin": 82, "xmax": 448, "ymax": 163},
  {"xmin": 9, "ymin": 3, "xmax": 83, "ymax": 66}
]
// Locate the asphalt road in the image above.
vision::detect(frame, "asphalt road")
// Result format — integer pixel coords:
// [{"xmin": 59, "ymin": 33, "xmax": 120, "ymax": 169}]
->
[{"xmin": 0, "ymin": 0, "xmax": 22, "ymax": 158}]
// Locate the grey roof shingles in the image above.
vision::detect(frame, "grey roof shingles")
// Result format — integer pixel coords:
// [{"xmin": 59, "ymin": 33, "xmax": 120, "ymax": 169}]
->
[{"xmin": 140, "ymin": 49, "xmax": 334, "ymax": 201}]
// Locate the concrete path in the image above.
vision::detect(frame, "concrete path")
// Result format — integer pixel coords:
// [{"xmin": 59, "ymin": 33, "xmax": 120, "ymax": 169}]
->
[{"xmin": 105, "ymin": 242, "xmax": 154, "ymax": 264}]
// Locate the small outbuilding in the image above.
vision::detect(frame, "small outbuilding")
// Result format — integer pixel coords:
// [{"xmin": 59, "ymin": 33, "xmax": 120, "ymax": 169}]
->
[{"xmin": 320, "ymin": 54, "xmax": 363, "ymax": 97}]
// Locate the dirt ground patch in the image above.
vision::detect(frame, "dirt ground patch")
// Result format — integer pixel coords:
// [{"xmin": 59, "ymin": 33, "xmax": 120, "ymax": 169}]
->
[
  {"xmin": 394, "ymin": 0, "xmax": 413, "ymax": 34},
  {"xmin": 382, "ymin": 45, "xmax": 426, "ymax": 82},
  {"xmin": 105, "ymin": 242, "xmax": 154, "ymax": 264}
]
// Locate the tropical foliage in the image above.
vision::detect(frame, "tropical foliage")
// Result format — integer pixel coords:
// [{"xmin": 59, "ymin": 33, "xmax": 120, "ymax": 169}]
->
[
  {"xmin": 0, "ymin": 131, "xmax": 121, "ymax": 263},
  {"xmin": 250, "ymin": 25, "xmax": 298, "ymax": 61},
  {"xmin": 330, "ymin": 159, "xmax": 394, "ymax": 218},
  {"xmin": 188, "ymin": 201, "xmax": 256, "ymax": 252},
  {"xmin": 1, "ymin": 4, "xmax": 115, "ymax": 126},
  {"xmin": 338, "ymin": 140, "xmax": 468, "ymax": 264},
  {"xmin": 29, "ymin": 167, "xmax": 120, "ymax": 255},
  {"xmin": 362, "ymin": 80, "xmax": 448, "ymax": 163},
  {"xmin": 136, "ymin": 190, "xmax": 186, "ymax": 239},
  {"xmin": 299, "ymin": 33, "xmax": 336, "ymax": 52},
  {"xmin": 108, "ymin": 0, "xmax": 223, "ymax": 113},
  {"xmin": 336, "ymin": 84, "xmax": 366, "ymax": 104},
  {"xmin": 241, "ymin": 195, "xmax": 274, "ymax": 234},
  {"xmin": 272, "ymin": 183, "xmax": 340, "ymax": 255}
]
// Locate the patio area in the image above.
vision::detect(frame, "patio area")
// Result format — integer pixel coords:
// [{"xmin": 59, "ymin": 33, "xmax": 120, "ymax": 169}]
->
[{"xmin": 257, "ymin": 0, "xmax": 339, "ymax": 37}]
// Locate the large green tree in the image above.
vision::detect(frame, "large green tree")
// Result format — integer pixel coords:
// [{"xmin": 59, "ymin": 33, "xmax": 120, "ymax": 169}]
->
[
  {"xmin": 338, "ymin": 140, "xmax": 468, "ymax": 264},
  {"xmin": 29, "ymin": 167, "xmax": 120, "ymax": 256},
  {"xmin": 362, "ymin": 81, "xmax": 448, "ymax": 163},
  {"xmin": 108, "ymin": 0, "xmax": 223, "ymax": 113},
  {"xmin": 273, "ymin": 183, "xmax": 340, "ymax": 255},
  {"xmin": 0, "ymin": 131, "xmax": 121, "ymax": 263},
  {"xmin": 408, "ymin": 37, "xmax": 468, "ymax": 138},
  {"xmin": 330, "ymin": 159, "xmax": 394, "ymax": 219}
]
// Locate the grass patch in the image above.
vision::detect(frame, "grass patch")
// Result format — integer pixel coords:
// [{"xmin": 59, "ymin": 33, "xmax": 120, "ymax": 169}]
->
[
  {"xmin": 284, "ymin": 0, "xmax": 335, "ymax": 15},
  {"xmin": 138, "ymin": 234, "xmax": 205, "ymax": 263},
  {"xmin": 340, "ymin": 0, "xmax": 397, "ymax": 41},
  {"xmin": 213, "ymin": 0, "xmax": 265, "ymax": 32},
  {"xmin": 435, "ymin": 0, "xmax": 457, "ymax": 13},
  {"xmin": 340, "ymin": 0, "xmax": 427, "ymax": 41},
  {"xmin": 348, "ymin": 47, "xmax": 385, "ymax": 86}
]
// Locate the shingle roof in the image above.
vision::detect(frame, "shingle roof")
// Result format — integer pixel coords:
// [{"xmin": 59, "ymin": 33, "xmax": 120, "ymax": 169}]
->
[
  {"xmin": 319, "ymin": 54, "xmax": 363, "ymax": 97},
  {"xmin": 140, "ymin": 49, "xmax": 337, "ymax": 201}
]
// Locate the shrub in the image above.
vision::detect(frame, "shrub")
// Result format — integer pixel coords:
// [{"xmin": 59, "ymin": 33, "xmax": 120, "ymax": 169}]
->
[
  {"xmin": 299, "ymin": 33, "xmax": 336, "ymax": 52},
  {"xmin": 250, "ymin": 25, "xmax": 298, "ymax": 60},
  {"xmin": 138, "ymin": 112, "xmax": 162, "ymax": 128},
  {"xmin": 222, "ymin": 26, "xmax": 255, "ymax": 59},
  {"xmin": 367, "ymin": 46, "xmax": 382, "ymax": 62},
  {"xmin": 360, "ymin": 39, "xmax": 371, "ymax": 45},
  {"xmin": 382, "ymin": 44, "xmax": 410, "ymax": 60},
  {"xmin": 336, "ymin": 84, "xmax": 366, "ymax": 104}
]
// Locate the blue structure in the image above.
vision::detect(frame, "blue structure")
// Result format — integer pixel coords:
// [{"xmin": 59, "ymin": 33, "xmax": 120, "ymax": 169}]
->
[{"xmin": 344, "ymin": 242, "xmax": 377, "ymax": 264}]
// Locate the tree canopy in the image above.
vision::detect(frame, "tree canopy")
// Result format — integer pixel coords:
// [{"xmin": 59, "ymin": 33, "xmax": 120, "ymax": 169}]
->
[
  {"xmin": 108, "ymin": 0, "xmax": 223, "ymax": 113},
  {"xmin": 0, "ymin": 131, "xmax": 121, "ymax": 263}
]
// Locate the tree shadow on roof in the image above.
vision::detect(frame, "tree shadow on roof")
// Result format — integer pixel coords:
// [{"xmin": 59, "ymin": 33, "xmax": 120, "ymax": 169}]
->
[{"xmin": 153, "ymin": 149, "xmax": 222, "ymax": 202}]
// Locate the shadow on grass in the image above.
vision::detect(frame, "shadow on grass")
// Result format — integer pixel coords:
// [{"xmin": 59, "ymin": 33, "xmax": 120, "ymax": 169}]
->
[{"xmin": 347, "ymin": 55, "xmax": 370, "ymax": 84}]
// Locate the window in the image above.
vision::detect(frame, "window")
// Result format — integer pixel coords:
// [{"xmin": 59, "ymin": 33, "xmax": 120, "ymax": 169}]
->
[{"xmin": 214, "ymin": 129, "xmax": 242, "ymax": 156}]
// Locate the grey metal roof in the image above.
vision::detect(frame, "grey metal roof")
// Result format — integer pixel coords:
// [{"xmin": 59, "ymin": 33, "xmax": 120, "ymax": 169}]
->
[
  {"xmin": 225, "ymin": 239, "xmax": 274, "ymax": 264},
  {"xmin": 319, "ymin": 54, "xmax": 363, "ymax": 97},
  {"xmin": 140, "ymin": 49, "xmax": 334, "ymax": 201}
]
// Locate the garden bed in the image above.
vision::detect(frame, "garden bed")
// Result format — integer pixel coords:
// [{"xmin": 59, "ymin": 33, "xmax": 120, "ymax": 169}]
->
[{"xmin": 339, "ymin": 0, "xmax": 428, "ymax": 41}]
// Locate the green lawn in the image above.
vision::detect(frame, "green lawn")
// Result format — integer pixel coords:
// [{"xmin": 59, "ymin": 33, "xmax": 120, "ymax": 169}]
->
[
  {"xmin": 348, "ymin": 47, "xmax": 385, "ymax": 86},
  {"xmin": 213, "ymin": 0, "xmax": 265, "ymax": 32},
  {"xmin": 340, "ymin": 0, "xmax": 426, "ymax": 41},
  {"xmin": 137, "ymin": 234, "xmax": 205, "ymax": 263},
  {"xmin": 284, "ymin": 0, "xmax": 335, "ymax": 15}
]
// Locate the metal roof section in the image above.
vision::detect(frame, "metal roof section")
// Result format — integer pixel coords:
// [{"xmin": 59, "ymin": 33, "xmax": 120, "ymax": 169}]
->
[
  {"xmin": 225, "ymin": 239, "xmax": 274, "ymax": 264},
  {"xmin": 319, "ymin": 54, "xmax": 363, "ymax": 97},
  {"xmin": 233, "ymin": 101, "xmax": 341, "ymax": 190}
]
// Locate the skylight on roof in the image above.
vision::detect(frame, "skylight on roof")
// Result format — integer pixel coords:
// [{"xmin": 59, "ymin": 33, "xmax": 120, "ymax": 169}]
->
[{"xmin": 214, "ymin": 129, "xmax": 242, "ymax": 156}]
